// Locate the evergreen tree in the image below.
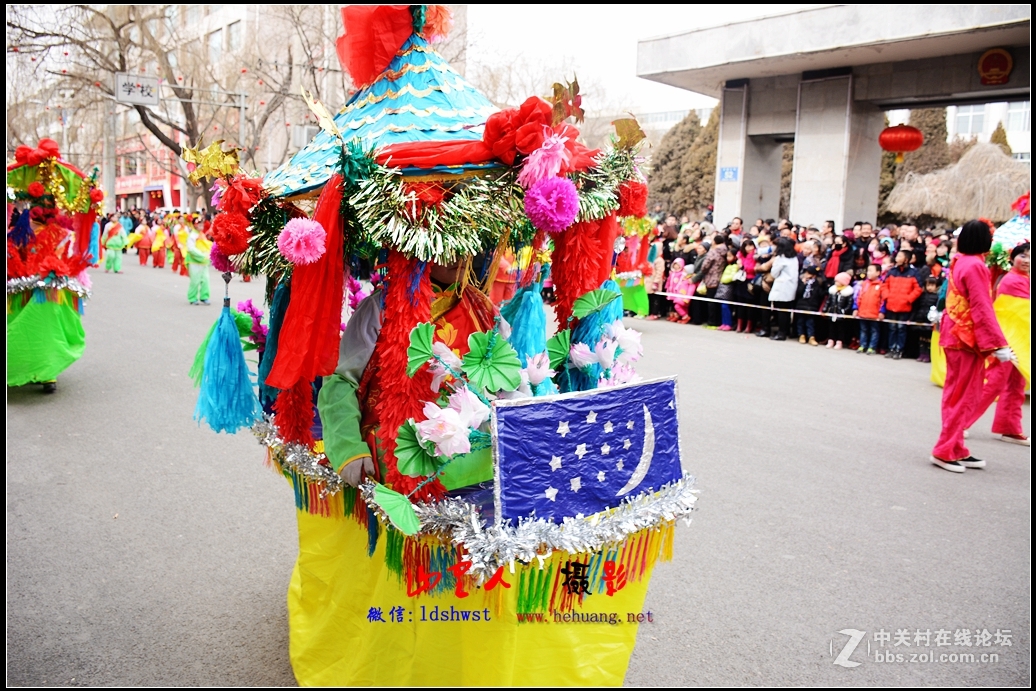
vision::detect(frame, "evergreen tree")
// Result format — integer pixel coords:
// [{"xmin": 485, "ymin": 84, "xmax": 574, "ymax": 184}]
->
[
  {"xmin": 948, "ymin": 135, "xmax": 978, "ymax": 164},
  {"xmin": 989, "ymin": 121, "xmax": 1012, "ymax": 155},
  {"xmin": 674, "ymin": 106, "xmax": 719, "ymax": 216},
  {"xmin": 779, "ymin": 142, "xmax": 794, "ymax": 220},
  {"xmin": 896, "ymin": 108, "xmax": 951, "ymax": 181},
  {"xmin": 876, "ymin": 115, "xmax": 898, "ymax": 222},
  {"xmin": 647, "ymin": 110, "xmax": 701, "ymax": 214}
]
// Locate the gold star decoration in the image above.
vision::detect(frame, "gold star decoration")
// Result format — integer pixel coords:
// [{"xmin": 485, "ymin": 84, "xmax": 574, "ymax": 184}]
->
[{"xmin": 181, "ymin": 140, "xmax": 240, "ymax": 185}]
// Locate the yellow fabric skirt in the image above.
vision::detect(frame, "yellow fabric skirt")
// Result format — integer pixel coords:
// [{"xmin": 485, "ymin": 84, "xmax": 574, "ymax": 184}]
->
[
  {"xmin": 931, "ymin": 296, "xmax": 1030, "ymax": 389},
  {"xmin": 288, "ymin": 509, "xmax": 665, "ymax": 686}
]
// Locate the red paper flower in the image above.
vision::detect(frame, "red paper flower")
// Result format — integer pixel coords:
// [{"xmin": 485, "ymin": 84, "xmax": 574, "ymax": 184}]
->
[
  {"xmin": 219, "ymin": 174, "xmax": 264, "ymax": 216},
  {"xmin": 482, "ymin": 96, "xmax": 553, "ymax": 165},
  {"xmin": 88, "ymin": 187, "xmax": 104, "ymax": 204},
  {"xmin": 27, "ymin": 181, "xmax": 46, "ymax": 198},
  {"xmin": 617, "ymin": 181, "xmax": 648, "ymax": 218},
  {"xmin": 212, "ymin": 212, "xmax": 252, "ymax": 256},
  {"xmin": 38, "ymin": 255, "xmax": 70, "ymax": 277}
]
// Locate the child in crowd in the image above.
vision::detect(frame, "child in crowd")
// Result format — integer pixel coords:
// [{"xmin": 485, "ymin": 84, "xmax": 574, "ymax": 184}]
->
[
  {"xmin": 881, "ymin": 249, "xmax": 923, "ymax": 360},
  {"xmin": 911, "ymin": 276, "xmax": 941, "ymax": 362},
  {"xmin": 734, "ymin": 238, "xmax": 757, "ymax": 333},
  {"xmin": 644, "ymin": 235, "xmax": 667, "ymax": 320},
  {"xmin": 665, "ymin": 257, "xmax": 694, "ymax": 323},
  {"xmin": 853, "ymin": 264, "xmax": 884, "ymax": 354},
  {"xmin": 794, "ymin": 266, "xmax": 825, "ymax": 345},
  {"xmin": 823, "ymin": 272, "xmax": 855, "ymax": 349},
  {"xmin": 715, "ymin": 248, "xmax": 739, "ymax": 331},
  {"xmin": 850, "ymin": 247, "xmax": 870, "ymax": 283}
]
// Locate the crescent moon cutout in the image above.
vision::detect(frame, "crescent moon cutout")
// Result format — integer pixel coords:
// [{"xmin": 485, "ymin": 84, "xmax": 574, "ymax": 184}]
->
[{"xmin": 616, "ymin": 404, "xmax": 654, "ymax": 496}]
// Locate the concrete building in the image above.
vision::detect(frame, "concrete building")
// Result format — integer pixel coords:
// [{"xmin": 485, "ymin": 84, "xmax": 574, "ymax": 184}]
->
[{"xmin": 637, "ymin": 5, "xmax": 1031, "ymax": 229}]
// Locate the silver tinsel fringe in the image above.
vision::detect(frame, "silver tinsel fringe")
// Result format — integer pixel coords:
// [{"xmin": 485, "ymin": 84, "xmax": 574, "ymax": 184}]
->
[
  {"xmin": 252, "ymin": 415, "xmax": 343, "ymax": 494},
  {"xmin": 361, "ymin": 475, "xmax": 697, "ymax": 581},
  {"xmin": 6, "ymin": 274, "xmax": 91, "ymax": 299},
  {"xmin": 255, "ymin": 414, "xmax": 696, "ymax": 579}
]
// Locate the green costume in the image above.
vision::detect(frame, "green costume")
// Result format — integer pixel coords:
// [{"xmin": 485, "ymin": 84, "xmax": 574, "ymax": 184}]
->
[
  {"xmin": 104, "ymin": 230, "xmax": 127, "ymax": 272},
  {"xmin": 186, "ymin": 230, "xmax": 211, "ymax": 304},
  {"xmin": 7, "ymin": 292, "xmax": 86, "ymax": 387}
]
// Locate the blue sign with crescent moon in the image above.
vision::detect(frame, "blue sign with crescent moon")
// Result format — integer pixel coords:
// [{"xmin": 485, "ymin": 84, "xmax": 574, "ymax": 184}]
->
[{"xmin": 492, "ymin": 377, "xmax": 683, "ymax": 523}]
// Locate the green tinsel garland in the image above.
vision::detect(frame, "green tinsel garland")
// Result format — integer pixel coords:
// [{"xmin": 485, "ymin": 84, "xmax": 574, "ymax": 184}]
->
[
  {"xmin": 573, "ymin": 147, "xmax": 642, "ymax": 223},
  {"xmin": 350, "ymin": 166, "xmax": 527, "ymax": 264},
  {"xmin": 240, "ymin": 196, "xmax": 295, "ymax": 284}
]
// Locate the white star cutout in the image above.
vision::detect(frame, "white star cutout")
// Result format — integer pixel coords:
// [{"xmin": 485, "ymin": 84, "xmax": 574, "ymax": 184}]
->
[
  {"xmin": 623, "ymin": 438, "xmax": 632, "ymax": 450},
  {"xmin": 626, "ymin": 420, "xmax": 635, "ymax": 430},
  {"xmin": 601, "ymin": 443, "xmax": 611, "ymax": 455},
  {"xmin": 616, "ymin": 459, "xmax": 624, "ymax": 471},
  {"xmin": 570, "ymin": 476, "xmax": 582, "ymax": 492},
  {"xmin": 549, "ymin": 456, "xmax": 563, "ymax": 472},
  {"xmin": 545, "ymin": 487, "xmax": 558, "ymax": 502},
  {"xmin": 603, "ymin": 421, "xmax": 614, "ymax": 433},
  {"xmin": 597, "ymin": 470, "xmax": 606, "ymax": 483},
  {"xmin": 557, "ymin": 421, "xmax": 570, "ymax": 437},
  {"xmin": 586, "ymin": 411, "xmax": 598, "ymax": 424},
  {"xmin": 574, "ymin": 443, "xmax": 588, "ymax": 459}
]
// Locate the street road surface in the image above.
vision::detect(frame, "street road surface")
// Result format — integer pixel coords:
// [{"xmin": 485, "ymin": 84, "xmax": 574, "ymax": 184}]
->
[{"xmin": 7, "ymin": 262, "xmax": 1030, "ymax": 686}]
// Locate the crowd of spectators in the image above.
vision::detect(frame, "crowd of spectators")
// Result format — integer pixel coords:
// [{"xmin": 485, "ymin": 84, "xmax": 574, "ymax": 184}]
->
[{"xmin": 643, "ymin": 215, "xmax": 957, "ymax": 362}]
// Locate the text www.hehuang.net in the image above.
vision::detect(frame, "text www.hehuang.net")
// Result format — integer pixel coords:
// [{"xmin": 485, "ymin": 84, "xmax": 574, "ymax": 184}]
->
[{"xmin": 516, "ymin": 611, "xmax": 655, "ymax": 625}]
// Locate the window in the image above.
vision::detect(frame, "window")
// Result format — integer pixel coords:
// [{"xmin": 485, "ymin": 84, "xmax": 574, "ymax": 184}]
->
[
  {"xmin": 208, "ymin": 29, "xmax": 223, "ymax": 62},
  {"xmin": 227, "ymin": 21, "xmax": 242, "ymax": 51},
  {"xmin": 1007, "ymin": 101, "xmax": 1030, "ymax": 132},
  {"xmin": 166, "ymin": 50, "xmax": 178, "ymax": 72},
  {"xmin": 1013, "ymin": 152, "xmax": 1031, "ymax": 164},
  {"xmin": 185, "ymin": 5, "xmax": 202, "ymax": 27},
  {"xmin": 292, "ymin": 125, "xmax": 320, "ymax": 148},
  {"xmin": 955, "ymin": 105, "xmax": 985, "ymax": 136},
  {"xmin": 166, "ymin": 6, "xmax": 178, "ymax": 33},
  {"xmin": 123, "ymin": 153, "xmax": 138, "ymax": 176}
]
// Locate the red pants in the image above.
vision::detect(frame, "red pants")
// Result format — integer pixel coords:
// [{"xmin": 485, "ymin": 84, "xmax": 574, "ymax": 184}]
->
[
  {"xmin": 138, "ymin": 248, "xmax": 150, "ymax": 265},
  {"xmin": 153, "ymin": 250, "xmax": 166, "ymax": 268},
  {"xmin": 932, "ymin": 348, "xmax": 986, "ymax": 461},
  {"xmin": 967, "ymin": 359, "xmax": 1027, "ymax": 437}
]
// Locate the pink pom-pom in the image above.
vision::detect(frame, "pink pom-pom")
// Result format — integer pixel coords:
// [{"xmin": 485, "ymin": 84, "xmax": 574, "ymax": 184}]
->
[
  {"xmin": 210, "ymin": 243, "xmax": 234, "ymax": 272},
  {"xmin": 524, "ymin": 176, "xmax": 579, "ymax": 234},
  {"xmin": 277, "ymin": 218, "xmax": 327, "ymax": 265},
  {"xmin": 517, "ymin": 127, "xmax": 570, "ymax": 189}
]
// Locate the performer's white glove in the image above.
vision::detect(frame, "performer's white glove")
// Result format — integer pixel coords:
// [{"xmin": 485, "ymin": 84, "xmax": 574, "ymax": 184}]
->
[
  {"xmin": 927, "ymin": 306, "xmax": 940, "ymax": 324},
  {"xmin": 339, "ymin": 455, "xmax": 375, "ymax": 487},
  {"xmin": 993, "ymin": 347, "xmax": 1016, "ymax": 363}
]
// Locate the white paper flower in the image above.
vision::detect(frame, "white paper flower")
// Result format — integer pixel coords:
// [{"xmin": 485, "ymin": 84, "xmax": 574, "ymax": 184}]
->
[
  {"xmin": 448, "ymin": 386, "xmax": 491, "ymax": 430},
  {"xmin": 524, "ymin": 351, "xmax": 555, "ymax": 385},
  {"xmin": 428, "ymin": 341, "xmax": 463, "ymax": 392},
  {"xmin": 594, "ymin": 339, "xmax": 618, "ymax": 371},
  {"xmin": 415, "ymin": 402, "xmax": 471, "ymax": 458},
  {"xmin": 607, "ymin": 320, "xmax": 643, "ymax": 364},
  {"xmin": 569, "ymin": 342, "xmax": 597, "ymax": 369}
]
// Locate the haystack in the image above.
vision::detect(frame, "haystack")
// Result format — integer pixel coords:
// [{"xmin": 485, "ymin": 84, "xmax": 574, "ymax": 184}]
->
[{"xmin": 887, "ymin": 143, "xmax": 1031, "ymax": 222}]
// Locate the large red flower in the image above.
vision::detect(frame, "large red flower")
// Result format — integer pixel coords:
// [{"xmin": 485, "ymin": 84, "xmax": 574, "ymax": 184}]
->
[
  {"xmin": 483, "ymin": 96, "xmax": 554, "ymax": 165},
  {"xmin": 27, "ymin": 182, "xmax": 46, "ymax": 198},
  {"xmin": 212, "ymin": 212, "xmax": 252, "ymax": 256}
]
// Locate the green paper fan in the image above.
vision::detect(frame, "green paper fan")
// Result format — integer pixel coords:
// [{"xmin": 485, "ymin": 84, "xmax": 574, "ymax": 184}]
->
[
  {"xmin": 572, "ymin": 289, "xmax": 621, "ymax": 319},
  {"xmin": 406, "ymin": 322, "xmax": 435, "ymax": 377},
  {"xmin": 371, "ymin": 482, "xmax": 421, "ymax": 536},
  {"xmin": 462, "ymin": 331, "xmax": 523, "ymax": 393},
  {"xmin": 546, "ymin": 329, "xmax": 571, "ymax": 371},
  {"xmin": 394, "ymin": 420, "xmax": 440, "ymax": 478}
]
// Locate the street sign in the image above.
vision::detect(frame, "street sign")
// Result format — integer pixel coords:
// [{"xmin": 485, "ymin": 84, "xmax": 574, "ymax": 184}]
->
[
  {"xmin": 114, "ymin": 72, "xmax": 160, "ymax": 107},
  {"xmin": 719, "ymin": 166, "xmax": 739, "ymax": 182}
]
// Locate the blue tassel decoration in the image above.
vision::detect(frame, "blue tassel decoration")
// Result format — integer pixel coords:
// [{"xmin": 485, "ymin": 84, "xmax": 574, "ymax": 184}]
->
[
  {"xmin": 258, "ymin": 280, "xmax": 290, "ymax": 411},
  {"xmin": 9, "ymin": 210, "xmax": 35, "ymax": 248},
  {"xmin": 194, "ymin": 274, "xmax": 262, "ymax": 434},
  {"xmin": 563, "ymin": 279, "xmax": 624, "ymax": 393},
  {"xmin": 501, "ymin": 283, "xmax": 546, "ymax": 367}
]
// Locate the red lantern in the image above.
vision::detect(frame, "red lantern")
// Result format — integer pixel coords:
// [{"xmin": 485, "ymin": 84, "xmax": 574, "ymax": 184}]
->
[{"xmin": 879, "ymin": 125, "xmax": 924, "ymax": 164}]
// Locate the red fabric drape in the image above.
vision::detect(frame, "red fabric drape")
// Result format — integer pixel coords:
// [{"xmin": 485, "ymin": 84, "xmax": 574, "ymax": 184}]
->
[
  {"xmin": 265, "ymin": 176, "xmax": 345, "ymax": 390},
  {"xmin": 72, "ymin": 209, "xmax": 96, "ymax": 262},
  {"xmin": 336, "ymin": 5, "xmax": 413, "ymax": 88},
  {"xmin": 376, "ymin": 140, "xmax": 496, "ymax": 170}
]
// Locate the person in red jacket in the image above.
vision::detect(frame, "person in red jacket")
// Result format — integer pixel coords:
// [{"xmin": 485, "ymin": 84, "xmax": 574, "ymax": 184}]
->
[
  {"xmin": 930, "ymin": 221, "xmax": 1013, "ymax": 473},
  {"xmin": 852, "ymin": 263, "xmax": 885, "ymax": 354},
  {"xmin": 880, "ymin": 250, "xmax": 922, "ymax": 359}
]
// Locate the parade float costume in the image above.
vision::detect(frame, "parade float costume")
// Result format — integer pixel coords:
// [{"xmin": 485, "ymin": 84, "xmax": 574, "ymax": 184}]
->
[
  {"xmin": 186, "ymin": 6, "xmax": 695, "ymax": 685},
  {"xmin": 932, "ymin": 253, "xmax": 1008, "ymax": 462},
  {"xmin": 7, "ymin": 139, "xmax": 103, "ymax": 389},
  {"xmin": 186, "ymin": 226, "xmax": 213, "ymax": 304}
]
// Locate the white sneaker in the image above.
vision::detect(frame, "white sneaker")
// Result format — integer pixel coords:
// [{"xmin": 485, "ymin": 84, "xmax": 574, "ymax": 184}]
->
[
  {"xmin": 931, "ymin": 456, "xmax": 965, "ymax": 473},
  {"xmin": 999, "ymin": 435, "xmax": 1030, "ymax": 446}
]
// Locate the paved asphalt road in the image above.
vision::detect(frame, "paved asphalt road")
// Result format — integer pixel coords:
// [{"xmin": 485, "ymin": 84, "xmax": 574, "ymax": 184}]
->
[{"xmin": 7, "ymin": 261, "xmax": 1030, "ymax": 686}]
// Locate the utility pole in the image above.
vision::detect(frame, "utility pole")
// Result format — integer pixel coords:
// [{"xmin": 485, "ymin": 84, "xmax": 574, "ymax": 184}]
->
[{"xmin": 103, "ymin": 106, "xmax": 117, "ymax": 214}]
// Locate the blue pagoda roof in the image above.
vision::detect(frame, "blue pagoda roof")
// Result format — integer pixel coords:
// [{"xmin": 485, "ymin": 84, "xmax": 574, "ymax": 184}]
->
[{"xmin": 264, "ymin": 34, "xmax": 500, "ymax": 198}]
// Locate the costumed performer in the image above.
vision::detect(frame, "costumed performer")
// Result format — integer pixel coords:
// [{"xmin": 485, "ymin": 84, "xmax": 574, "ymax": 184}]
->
[
  {"xmin": 103, "ymin": 223, "xmax": 127, "ymax": 273},
  {"xmin": 186, "ymin": 222, "xmax": 213, "ymax": 306},
  {"xmin": 319, "ymin": 258, "xmax": 496, "ymax": 487},
  {"xmin": 930, "ymin": 220, "xmax": 1014, "ymax": 473},
  {"xmin": 137, "ymin": 218, "xmax": 154, "ymax": 265},
  {"xmin": 964, "ymin": 242, "xmax": 1030, "ymax": 446},
  {"xmin": 151, "ymin": 220, "xmax": 168, "ymax": 268}
]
